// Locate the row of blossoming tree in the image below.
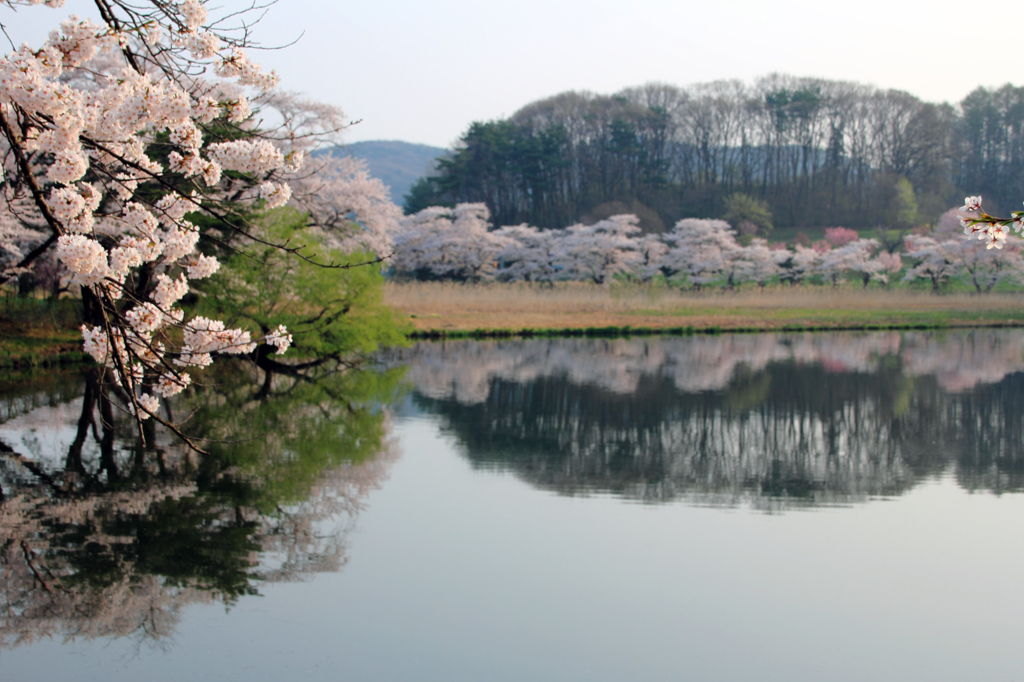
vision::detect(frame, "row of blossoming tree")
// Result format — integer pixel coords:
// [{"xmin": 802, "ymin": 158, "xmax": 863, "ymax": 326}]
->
[
  {"xmin": 0, "ymin": 0, "xmax": 403, "ymax": 445},
  {"xmin": 392, "ymin": 203, "xmax": 1024, "ymax": 293}
]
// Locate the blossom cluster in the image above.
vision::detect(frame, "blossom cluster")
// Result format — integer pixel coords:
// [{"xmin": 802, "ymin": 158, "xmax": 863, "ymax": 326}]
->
[
  {"xmin": 287, "ymin": 153, "xmax": 400, "ymax": 257},
  {"xmin": 958, "ymin": 195, "xmax": 1024, "ymax": 250},
  {"xmin": 0, "ymin": 1, "xmax": 297, "ymax": 421}
]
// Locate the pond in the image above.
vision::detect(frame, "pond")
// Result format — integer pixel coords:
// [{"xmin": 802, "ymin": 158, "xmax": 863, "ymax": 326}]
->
[{"xmin": 2, "ymin": 330, "xmax": 1024, "ymax": 681}]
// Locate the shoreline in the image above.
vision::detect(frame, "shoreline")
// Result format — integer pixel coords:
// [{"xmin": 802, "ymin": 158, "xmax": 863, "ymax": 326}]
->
[
  {"xmin": 12, "ymin": 318, "xmax": 1016, "ymax": 372},
  {"xmin": 9, "ymin": 282, "xmax": 1024, "ymax": 367},
  {"xmin": 407, "ymin": 319, "xmax": 1024, "ymax": 340}
]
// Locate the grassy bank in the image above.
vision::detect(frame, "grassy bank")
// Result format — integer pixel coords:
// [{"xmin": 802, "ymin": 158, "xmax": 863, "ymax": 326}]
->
[
  {"xmin": 7, "ymin": 284, "xmax": 1024, "ymax": 362},
  {"xmin": 385, "ymin": 281, "xmax": 1024, "ymax": 338},
  {"xmin": 0, "ymin": 297, "xmax": 87, "ymax": 369}
]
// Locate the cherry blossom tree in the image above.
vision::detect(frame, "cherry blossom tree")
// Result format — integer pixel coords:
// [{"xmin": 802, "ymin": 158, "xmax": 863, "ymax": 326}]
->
[
  {"xmin": 733, "ymin": 238, "xmax": 783, "ymax": 288},
  {"xmin": 660, "ymin": 218, "xmax": 740, "ymax": 290},
  {"xmin": 932, "ymin": 202, "xmax": 1024, "ymax": 293},
  {"xmin": 950, "ymin": 199, "xmax": 1024, "ymax": 291},
  {"xmin": 493, "ymin": 223, "xmax": 560, "ymax": 283},
  {"xmin": 958, "ymin": 195, "xmax": 1022, "ymax": 251},
  {"xmin": 552, "ymin": 214, "xmax": 642, "ymax": 284},
  {"xmin": 774, "ymin": 239, "xmax": 826, "ymax": 286},
  {"xmin": 391, "ymin": 203, "xmax": 507, "ymax": 282},
  {"xmin": 0, "ymin": 1, "xmax": 401, "ymax": 445},
  {"xmin": 873, "ymin": 251, "xmax": 903, "ymax": 286},
  {"xmin": 955, "ymin": 231, "xmax": 1024, "ymax": 293},
  {"xmin": 818, "ymin": 228, "xmax": 898, "ymax": 288},
  {"xmin": 0, "ymin": 1, "xmax": 315, "ymax": 440},
  {"xmin": 632, "ymin": 232, "xmax": 670, "ymax": 282},
  {"xmin": 902, "ymin": 234, "xmax": 963, "ymax": 292},
  {"xmin": 287, "ymin": 152, "xmax": 399, "ymax": 257},
  {"xmin": 823, "ymin": 227, "xmax": 860, "ymax": 247},
  {"xmin": 817, "ymin": 238, "xmax": 883, "ymax": 287}
]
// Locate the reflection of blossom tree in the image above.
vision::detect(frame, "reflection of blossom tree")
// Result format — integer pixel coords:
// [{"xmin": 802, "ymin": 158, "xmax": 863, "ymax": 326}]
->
[
  {"xmin": 398, "ymin": 331, "xmax": 1024, "ymax": 403},
  {"xmin": 399, "ymin": 332, "xmax": 1024, "ymax": 506},
  {"xmin": 415, "ymin": 362, "xmax": 918, "ymax": 509},
  {"xmin": 0, "ymin": 360, "xmax": 402, "ymax": 650}
]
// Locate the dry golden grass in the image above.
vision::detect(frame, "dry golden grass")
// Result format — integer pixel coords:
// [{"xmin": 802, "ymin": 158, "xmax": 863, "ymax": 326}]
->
[{"xmin": 385, "ymin": 281, "xmax": 1024, "ymax": 332}]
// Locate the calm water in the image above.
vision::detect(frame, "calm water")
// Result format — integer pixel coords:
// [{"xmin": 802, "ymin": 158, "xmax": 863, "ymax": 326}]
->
[{"xmin": 3, "ymin": 330, "xmax": 1024, "ymax": 680}]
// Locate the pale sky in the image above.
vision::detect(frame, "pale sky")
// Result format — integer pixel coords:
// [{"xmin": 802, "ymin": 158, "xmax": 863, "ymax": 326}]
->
[{"xmin": 3, "ymin": 0, "xmax": 1021, "ymax": 148}]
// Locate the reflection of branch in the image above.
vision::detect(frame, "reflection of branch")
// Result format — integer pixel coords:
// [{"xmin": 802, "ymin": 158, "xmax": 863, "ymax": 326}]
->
[
  {"xmin": 252, "ymin": 343, "xmax": 350, "ymax": 380},
  {"xmin": 256, "ymin": 354, "xmax": 333, "ymax": 374},
  {"xmin": 0, "ymin": 440, "xmax": 67, "ymax": 496},
  {"xmin": 0, "ymin": 354, "xmax": 400, "ymax": 649},
  {"xmin": 20, "ymin": 541, "xmax": 56, "ymax": 595}
]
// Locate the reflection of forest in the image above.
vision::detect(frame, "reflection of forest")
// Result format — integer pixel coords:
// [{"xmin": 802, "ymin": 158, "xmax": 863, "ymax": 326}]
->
[
  {"xmin": 0, "ymin": 363, "xmax": 402, "ymax": 650},
  {"xmin": 401, "ymin": 331, "xmax": 1024, "ymax": 507}
]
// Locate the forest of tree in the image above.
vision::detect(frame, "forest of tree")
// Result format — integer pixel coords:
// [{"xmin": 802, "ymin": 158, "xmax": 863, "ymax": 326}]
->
[{"xmin": 405, "ymin": 75, "xmax": 1024, "ymax": 232}]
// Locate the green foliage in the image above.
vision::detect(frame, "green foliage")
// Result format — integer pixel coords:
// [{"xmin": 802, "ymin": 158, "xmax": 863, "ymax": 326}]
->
[
  {"xmin": 74, "ymin": 495, "xmax": 262, "ymax": 600},
  {"xmin": 722, "ymin": 193, "xmax": 774, "ymax": 235},
  {"xmin": 403, "ymin": 117, "xmax": 585, "ymax": 228},
  {"xmin": 185, "ymin": 358, "xmax": 407, "ymax": 513},
  {"xmin": 891, "ymin": 176, "xmax": 921, "ymax": 229},
  {"xmin": 764, "ymin": 87, "xmax": 822, "ymax": 131},
  {"xmin": 193, "ymin": 207, "xmax": 410, "ymax": 360}
]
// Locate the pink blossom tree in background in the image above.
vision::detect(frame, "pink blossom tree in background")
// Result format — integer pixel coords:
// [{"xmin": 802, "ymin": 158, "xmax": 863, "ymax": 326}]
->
[
  {"xmin": 395, "ymin": 205, "xmax": 914, "ymax": 290},
  {"xmin": 902, "ymin": 205, "xmax": 1024, "ymax": 293},
  {"xmin": 660, "ymin": 218, "xmax": 740, "ymax": 290},
  {"xmin": 818, "ymin": 227, "xmax": 902, "ymax": 288},
  {"xmin": 902, "ymin": 234, "xmax": 964, "ymax": 292},
  {"xmin": 873, "ymin": 251, "xmax": 903, "ymax": 286},
  {"xmin": 553, "ymin": 214, "xmax": 642, "ymax": 284},
  {"xmin": 733, "ymin": 238, "xmax": 784, "ymax": 288},
  {"xmin": 391, "ymin": 203, "xmax": 506, "ymax": 282},
  {"xmin": 823, "ymin": 227, "xmax": 860, "ymax": 248},
  {"xmin": 817, "ymin": 238, "xmax": 881, "ymax": 287},
  {"xmin": 633, "ymin": 232, "xmax": 670, "ymax": 282},
  {"xmin": 393, "ymin": 194, "xmax": 1024, "ymax": 293},
  {"xmin": 782, "ymin": 244, "xmax": 822, "ymax": 285},
  {"xmin": 493, "ymin": 223, "xmax": 560, "ymax": 283}
]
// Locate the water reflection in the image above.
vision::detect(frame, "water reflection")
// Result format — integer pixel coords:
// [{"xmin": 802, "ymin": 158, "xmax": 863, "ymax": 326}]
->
[
  {"xmin": 0, "ymin": 362, "xmax": 403, "ymax": 650},
  {"xmin": 398, "ymin": 330, "xmax": 1024, "ymax": 507}
]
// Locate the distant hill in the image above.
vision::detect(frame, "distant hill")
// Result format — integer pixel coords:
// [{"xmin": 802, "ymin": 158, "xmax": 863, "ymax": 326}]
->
[{"xmin": 327, "ymin": 140, "xmax": 447, "ymax": 204}]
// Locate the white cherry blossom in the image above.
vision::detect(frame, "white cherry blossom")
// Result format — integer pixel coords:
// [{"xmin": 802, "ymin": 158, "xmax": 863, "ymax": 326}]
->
[{"xmin": 0, "ymin": 0, "xmax": 307, "ymax": 425}]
